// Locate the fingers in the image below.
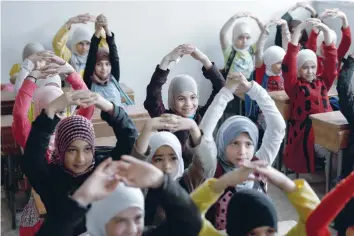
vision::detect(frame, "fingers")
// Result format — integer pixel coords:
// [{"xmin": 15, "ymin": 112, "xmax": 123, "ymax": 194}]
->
[
  {"xmin": 120, "ymin": 155, "xmax": 139, "ymax": 164},
  {"xmin": 95, "ymin": 157, "xmax": 113, "ymax": 172}
]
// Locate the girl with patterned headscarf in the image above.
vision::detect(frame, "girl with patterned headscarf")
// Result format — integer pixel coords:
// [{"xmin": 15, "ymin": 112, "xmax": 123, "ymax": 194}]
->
[
  {"xmin": 188, "ymin": 71, "xmax": 285, "ymax": 231},
  {"xmin": 144, "ymin": 44, "xmax": 225, "ymax": 167},
  {"xmin": 52, "ymin": 13, "xmax": 108, "ymax": 77},
  {"xmin": 282, "ymin": 18, "xmax": 338, "ymax": 175},
  {"xmin": 14, "ymin": 55, "xmax": 95, "ymax": 236},
  {"xmin": 20, "ymin": 88, "xmax": 138, "ymax": 236}
]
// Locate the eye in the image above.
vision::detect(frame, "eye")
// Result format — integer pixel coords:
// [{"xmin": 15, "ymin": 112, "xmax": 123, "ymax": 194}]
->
[
  {"xmin": 178, "ymin": 97, "xmax": 185, "ymax": 101},
  {"xmin": 246, "ymin": 142, "xmax": 253, "ymax": 148},
  {"xmin": 153, "ymin": 157, "xmax": 162, "ymax": 162},
  {"xmin": 67, "ymin": 149, "xmax": 76, "ymax": 153},
  {"xmin": 171, "ymin": 156, "xmax": 178, "ymax": 161},
  {"xmin": 134, "ymin": 215, "xmax": 143, "ymax": 222},
  {"xmin": 191, "ymin": 95, "xmax": 197, "ymax": 100},
  {"xmin": 85, "ymin": 147, "xmax": 92, "ymax": 152}
]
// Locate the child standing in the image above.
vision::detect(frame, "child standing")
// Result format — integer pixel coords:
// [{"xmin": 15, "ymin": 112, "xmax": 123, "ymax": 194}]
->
[{"xmin": 282, "ymin": 18, "xmax": 338, "ymax": 174}]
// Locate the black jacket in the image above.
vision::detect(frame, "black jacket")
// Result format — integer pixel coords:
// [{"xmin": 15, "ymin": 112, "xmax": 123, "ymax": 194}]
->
[
  {"xmin": 21, "ymin": 104, "xmax": 138, "ymax": 235},
  {"xmin": 83, "ymin": 32, "xmax": 120, "ymax": 90},
  {"xmin": 337, "ymin": 55, "xmax": 354, "ymax": 178},
  {"xmin": 35, "ymin": 175, "xmax": 202, "ymax": 236}
]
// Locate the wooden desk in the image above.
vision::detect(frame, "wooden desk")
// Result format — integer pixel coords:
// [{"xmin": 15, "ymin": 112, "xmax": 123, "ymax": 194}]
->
[
  {"xmin": 310, "ymin": 111, "xmax": 350, "ymax": 192},
  {"xmin": 92, "ymin": 105, "xmax": 150, "ymax": 138},
  {"xmin": 268, "ymin": 85, "xmax": 338, "ymax": 121},
  {"xmin": 310, "ymin": 111, "xmax": 350, "ymax": 153},
  {"xmin": 268, "ymin": 90, "xmax": 291, "ymax": 121},
  {"xmin": 1, "ymin": 83, "xmax": 135, "ymax": 115}
]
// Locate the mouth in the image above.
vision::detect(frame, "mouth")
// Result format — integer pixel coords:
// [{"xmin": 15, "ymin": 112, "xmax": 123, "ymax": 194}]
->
[{"xmin": 182, "ymin": 108, "xmax": 194, "ymax": 113}]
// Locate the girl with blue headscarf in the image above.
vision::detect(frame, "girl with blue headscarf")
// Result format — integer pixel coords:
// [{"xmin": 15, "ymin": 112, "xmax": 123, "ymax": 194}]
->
[{"xmin": 196, "ymin": 72, "xmax": 286, "ymax": 230}]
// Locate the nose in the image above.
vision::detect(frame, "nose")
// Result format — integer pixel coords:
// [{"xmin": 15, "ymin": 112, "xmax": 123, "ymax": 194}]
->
[
  {"xmin": 184, "ymin": 98, "xmax": 192, "ymax": 107},
  {"xmin": 163, "ymin": 160, "xmax": 172, "ymax": 174},
  {"xmin": 75, "ymin": 151, "xmax": 86, "ymax": 165},
  {"xmin": 125, "ymin": 221, "xmax": 138, "ymax": 234},
  {"xmin": 238, "ymin": 144, "xmax": 247, "ymax": 155}
]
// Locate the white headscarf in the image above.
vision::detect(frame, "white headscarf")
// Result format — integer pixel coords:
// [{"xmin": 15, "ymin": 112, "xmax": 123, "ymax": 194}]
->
[
  {"xmin": 33, "ymin": 85, "xmax": 63, "ymax": 118},
  {"xmin": 86, "ymin": 183, "xmax": 145, "ymax": 236},
  {"xmin": 316, "ymin": 29, "xmax": 337, "ymax": 57},
  {"xmin": 263, "ymin": 46, "xmax": 286, "ymax": 76},
  {"xmin": 69, "ymin": 27, "xmax": 92, "ymax": 72},
  {"xmin": 147, "ymin": 131, "xmax": 184, "ymax": 180},
  {"xmin": 22, "ymin": 43, "xmax": 45, "ymax": 61},
  {"xmin": 232, "ymin": 21, "xmax": 252, "ymax": 52},
  {"xmin": 297, "ymin": 49, "xmax": 318, "ymax": 76},
  {"xmin": 167, "ymin": 74, "xmax": 198, "ymax": 113}
]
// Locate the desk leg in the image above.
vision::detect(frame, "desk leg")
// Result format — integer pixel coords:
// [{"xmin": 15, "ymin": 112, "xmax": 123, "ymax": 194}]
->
[
  {"xmin": 325, "ymin": 152, "xmax": 333, "ymax": 193},
  {"xmin": 4, "ymin": 155, "xmax": 17, "ymax": 229}
]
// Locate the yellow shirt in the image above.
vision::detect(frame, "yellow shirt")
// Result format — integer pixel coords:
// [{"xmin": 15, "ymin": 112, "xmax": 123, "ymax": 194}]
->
[{"xmin": 190, "ymin": 178, "xmax": 320, "ymax": 236}]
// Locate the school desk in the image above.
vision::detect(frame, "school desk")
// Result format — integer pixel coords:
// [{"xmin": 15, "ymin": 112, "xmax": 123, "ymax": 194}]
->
[
  {"xmin": 92, "ymin": 105, "xmax": 150, "ymax": 138},
  {"xmin": 1, "ymin": 114, "xmax": 22, "ymax": 229},
  {"xmin": 310, "ymin": 111, "xmax": 350, "ymax": 193},
  {"xmin": 0, "ymin": 83, "xmax": 135, "ymax": 115}
]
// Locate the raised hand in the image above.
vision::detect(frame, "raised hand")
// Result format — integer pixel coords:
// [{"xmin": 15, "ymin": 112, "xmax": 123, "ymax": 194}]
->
[
  {"xmin": 159, "ymin": 113, "xmax": 198, "ymax": 132},
  {"xmin": 80, "ymin": 92, "xmax": 114, "ymax": 112},
  {"xmin": 72, "ymin": 158, "xmax": 122, "ymax": 206},
  {"xmin": 27, "ymin": 51, "xmax": 54, "ymax": 64},
  {"xmin": 225, "ymin": 72, "xmax": 252, "ymax": 94},
  {"xmin": 165, "ymin": 44, "xmax": 195, "ymax": 62},
  {"xmin": 233, "ymin": 11, "xmax": 251, "ymax": 19},
  {"xmin": 67, "ymin": 13, "xmax": 96, "ymax": 27},
  {"xmin": 116, "ymin": 155, "xmax": 165, "ymax": 189}
]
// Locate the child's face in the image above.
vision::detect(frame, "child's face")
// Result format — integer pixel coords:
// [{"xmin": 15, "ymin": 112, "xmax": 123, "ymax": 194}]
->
[
  {"xmin": 234, "ymin": 34, "xmax": 251, "ymax": 50},
  {"xmin": 105, "ymin": 207, "xmax": 144, "ymax": 236},
  {"xmin": 151, "ymin": 145, "xmax": 179, "ymax": 178},
  {"xmin": 247, "ymin": 226, "xmax": 276, "ymax": 236},
  {"xmin": 298, "ymin": 61, "xmax": 317, "ymax": 82},
  {"xmin": 271, "ymin": 62, "xmax": 282, "ymax": 75},
  {"xmin": 64, "ymin": 139, "xmax": 93, "ymax": 174},
  {"xmin": 346, "ymin": 227, "xmax": 354, "ymax": 236},
  {"xmin": 76, "ymin": 41, "xmax": 90, "ymax": 55},
  {"xmin": 225, "ymin": 132, "xmax": 255, "ymax": 167},
  {"xmin": 174, "ymin": 91, "xmax": 198, "ymax": 117},
  {"xmin": 95, "ymin": 60, "xmax": 112, "ymax": 79}
]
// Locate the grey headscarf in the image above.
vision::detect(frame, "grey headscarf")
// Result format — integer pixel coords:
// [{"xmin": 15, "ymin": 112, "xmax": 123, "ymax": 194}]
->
[
  {"xmin": 215, "ymin": 115, "xmax": 259, "ymax": 189},
  {"xmin": 167, "ymin": 74, "xmax": 198, "ymax": 112},
  {"xmin": 22, "ymin": 43, "xmax": 45, "ymax": 61}
]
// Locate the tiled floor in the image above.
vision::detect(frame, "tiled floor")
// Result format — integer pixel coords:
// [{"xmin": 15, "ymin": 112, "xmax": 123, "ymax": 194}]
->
[{"xmin": 1, "ymin": 172, "xmax": 337, "ymax": 236}]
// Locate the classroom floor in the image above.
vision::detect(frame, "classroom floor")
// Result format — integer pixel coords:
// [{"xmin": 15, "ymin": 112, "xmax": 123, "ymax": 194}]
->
[{"xmin": 1, "ymin": 172, "xmax": 337, "ymax": 236}]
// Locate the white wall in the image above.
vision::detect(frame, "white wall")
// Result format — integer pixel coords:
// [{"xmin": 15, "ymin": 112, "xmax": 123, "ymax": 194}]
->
[
  {"xmin": 2, "ymin": 0, "xmax": 310, "ymax": 105},
  {"xmin": 313, "ymin": 1, "xmax": 354, "ymax": 56}
]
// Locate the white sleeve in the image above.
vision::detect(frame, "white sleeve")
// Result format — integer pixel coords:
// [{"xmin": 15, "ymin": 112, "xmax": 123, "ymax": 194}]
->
[
  {"xmin": 247, "ymin": 82, "xmax": 286, "ymax": 164},
  {"xmin": 14, "ymin": 59, "xmax": 34, "ymax": 94}
]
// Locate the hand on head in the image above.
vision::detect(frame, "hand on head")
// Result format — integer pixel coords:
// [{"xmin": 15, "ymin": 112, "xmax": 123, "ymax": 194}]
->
[
  {"xmin": 320, "ymin": 8, "xmax": 345, "ymax": 19},
  {"xmin": 146, "ymin": 113, "xmax": 197, "ymax": 133},
  {"xmin": 166, "ymin": 44, "xmax": 195, "ymax": 62}
]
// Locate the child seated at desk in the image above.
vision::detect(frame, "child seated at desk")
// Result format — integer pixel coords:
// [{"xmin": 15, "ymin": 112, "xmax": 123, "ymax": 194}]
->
[{"xmin": 282, "ymin": 18, "xmax": 338, "ymax": 174}]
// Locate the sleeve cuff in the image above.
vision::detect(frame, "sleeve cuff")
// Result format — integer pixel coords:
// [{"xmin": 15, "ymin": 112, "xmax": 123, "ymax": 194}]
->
[
  {"xmin": 155, "ymin": 65, "xmax": 170, "ymax": 76},
  {"xmin": 106, "ymin": 32, "xmax": 115, "ymax": 43},
  {"xmin": 100, "ymin": 103, "xmax": 121, "ymax": 123},
  {"xmin": 33, "ymin": 110, "xmax": 61, "ymax": 134},
  {"xmin": 246, "ymin": 81, "xmax": 260, "ymax": 98}
]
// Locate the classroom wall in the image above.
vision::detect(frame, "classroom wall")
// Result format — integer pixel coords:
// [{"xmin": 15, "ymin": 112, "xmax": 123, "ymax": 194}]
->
[
  {"xmin": 1, "ymin": 1, "xmax": 310, "ymax": 105},
  {"xmin": 313, "ymin": 1, "xmax": 354, "ymax": 56}
]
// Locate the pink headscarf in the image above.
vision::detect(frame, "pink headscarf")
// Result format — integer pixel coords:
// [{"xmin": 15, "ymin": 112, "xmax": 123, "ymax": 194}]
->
[{"xmin": 32, "ymin": 86, "xmax": 63, "ymax": 118}]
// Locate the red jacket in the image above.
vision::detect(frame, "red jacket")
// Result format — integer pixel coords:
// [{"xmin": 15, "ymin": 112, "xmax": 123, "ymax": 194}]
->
[
  {"xmin": 307, "ymin": 27, "xmax": 351, "ymax": 76},
  {"xmin": 12, "ymin": 72, "xmax": 94, "ymax": 149},
  {"xmin": 306, "ymin": 171, "xmax": 354, "ymax": 236}
]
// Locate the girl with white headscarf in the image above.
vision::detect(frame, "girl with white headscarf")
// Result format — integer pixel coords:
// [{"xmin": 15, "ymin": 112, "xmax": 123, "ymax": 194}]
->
[
  {"xmin": 132, "ymin": 113, "xmax": 216, "ymax": 225},
  {"xmin": 52, "ymin": 13, "xmax": 108, "ymax": 78},
  {"xmin": 218, "ymin": 12, "xmax": 264, "ymax": 128},
  {"xmin": 307, "ymin": 9, "xmax": 351, "ymax": 76},
  {"xmin": 254, "ymin": 19, "xmax": 288, "ymax": 131},
  {"xmin": 144, "ymin": 44, "xmax": 225, "ymax": 167},
  {"xmin": 192, "ymin": 72, "xmax": 285, "ymax": 230},
  {"xmin": 14, "ymin": 55, "xmax": 95, "ymax": 236},
  {"xmin": 35, "ymin": 156, "xmax": 202, "ymax": 236},
  {"xmin": 282, "ymin": 18, "xmax": 338, "ymax": 175}
]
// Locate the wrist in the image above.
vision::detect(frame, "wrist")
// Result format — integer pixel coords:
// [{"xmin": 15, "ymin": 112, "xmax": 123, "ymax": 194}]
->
[
  {"xmin": 151, "ymin": 172, "xmax": 164, "ymax": 189},
  {"xmin": 72, "ymin": 190, "xmax": 91, "ymax": 207}
]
